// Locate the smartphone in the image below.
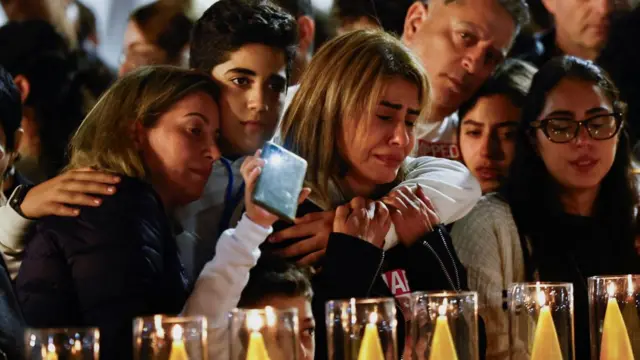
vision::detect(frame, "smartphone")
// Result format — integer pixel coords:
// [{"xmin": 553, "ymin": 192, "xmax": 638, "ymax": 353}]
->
[{"xmin": 252, "ymin": 141, "xmax": 308, "ymax": 222}]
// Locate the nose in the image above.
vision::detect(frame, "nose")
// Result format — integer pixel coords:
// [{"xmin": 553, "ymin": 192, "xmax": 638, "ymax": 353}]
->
[
  {"xmin": 482, "ymin": 131, "xmax": 505, "ymax": 161},
  {"xmin": 461, "ymin": 46, "xmax": 485, "ymax": 74},
  {"xmin": 592, "ymin": 0, "xmax": 612, "ymax": 16},
  {"xmin": 389, "ymin": 121, "xmax": 411, "ymax": 148},
  {"xmin": 574, "ymin": 125, "xmax": 593, "ymax": 147},
  {"xmin": 247, "ymin": 86, "xmax": 268, "ymax": 112},
  {"xmin": 204, "ymin": 137, "xmax": 221, "ymax": 162}
]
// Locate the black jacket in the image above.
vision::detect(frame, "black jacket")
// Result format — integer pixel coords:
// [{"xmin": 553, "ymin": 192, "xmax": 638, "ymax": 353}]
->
[
  {"xmin": 267, "ymin": 200, "xmax": 485, "ymax": 360},
  {"xmin": 0, "ymin": 254, "xmax": 23, "ymax": 360},
  {"xmin": 16, "ymin": 177, "xmax": 188, "ymax": 359}
]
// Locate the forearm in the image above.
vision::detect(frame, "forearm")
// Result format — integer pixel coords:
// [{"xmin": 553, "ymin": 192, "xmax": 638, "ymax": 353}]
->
[
  {"xmin": 0, "ymin": 205, "xmax": 33, "ymax": 278},
  {"xmin": 182, "ymin": 214, "xmax": 272, "ymax": 326}
]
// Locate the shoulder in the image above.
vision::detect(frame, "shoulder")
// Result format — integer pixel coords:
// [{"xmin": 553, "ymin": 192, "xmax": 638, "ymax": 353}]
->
[
  {"xmin": 32, "ymin": 177, "xmax": 167, "ymax": 247},
  {"xmin": 451, "ymin": 194, "xmax": 517, "ymax": 246}
]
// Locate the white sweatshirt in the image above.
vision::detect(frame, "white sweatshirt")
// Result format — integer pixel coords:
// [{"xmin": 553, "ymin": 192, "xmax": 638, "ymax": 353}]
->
[
  {"xmin": 182, "ymin": 213, "xmax": 271, "ymax": 360},
  {"xmin": 0, "ymin": 194, "xmax": 33, "ymax": 279},
  {"xmin": 176, "ymin": 155, "xmax": 481, "ymax": 279}
]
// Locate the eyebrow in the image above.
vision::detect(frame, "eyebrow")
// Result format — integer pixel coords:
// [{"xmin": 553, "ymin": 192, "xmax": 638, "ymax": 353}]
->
[
  {"xmin": 585, "ymin": 107, "xmax": 612, "ymax": 116},
  {"xmin": 380, "ymin": 101, "xmax": 421, "ymax": 115},
  {"xmin": 543, "ymin": 110, "xmax": 574, "ymax": 118},
  {"xmin": 462, "ymin": 119, "xmax": 519, "ymax": 128},
  {"xmin": 224, "ymin": 67, "xmax": 257, "ymax": 76},
  {"xmin": 185, "ymin": 112, "xmax": 210, "ymax": 124}
]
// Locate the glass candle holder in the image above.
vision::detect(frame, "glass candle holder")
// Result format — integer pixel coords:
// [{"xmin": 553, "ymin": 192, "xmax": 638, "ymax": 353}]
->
[
  {"xmin": 229, "ymin": 307, "xmax": 299, "ymax": 360},
  {"xmin": 508, "ymin": 282, "xmax": 574, "ymax": 360},
  {"xmin": 25, "ymin": 327, "xmax": 99, "ymax": 360},
  {"xmin": 410, "ymin": 291, "xmax": 479, "ymax": 360},
  {"xmin": 588, "ymin": 275, "xmax": 640, "ymax": 360},
  {"xmin": 133, "ymin": 315, "xmax": 207, "ymax": 360},
  {"xmin": 325, "ymin": 297, "xmax": 398, "ymax": 360}
]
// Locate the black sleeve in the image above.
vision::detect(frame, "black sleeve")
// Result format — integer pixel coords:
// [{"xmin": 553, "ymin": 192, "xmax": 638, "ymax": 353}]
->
[
  {"xmin": 404, "ymin": 224, "xmax": 468, "ymax": 292},
  {"xmin": 312, "ymin": 232, "xmax": 385, "ymax": 360}
]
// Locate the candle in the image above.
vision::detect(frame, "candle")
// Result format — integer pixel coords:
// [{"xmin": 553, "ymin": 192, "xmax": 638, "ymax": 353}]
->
[
  {"xmin": 44, "ymin": 343, "xmax": 58, "ymax": 360},
  {"xmin": 358, "ymin": 312, "xmax": 385, "ymax": 360},
  {"xmin": 168, "ymin": 324, "xmax": 189, "ymax": 360},
  {"xmin": 530, "ymin": 288, "xmax": 563, "ymax": 360},
  {"xmin": 246, "ymin": 311, "xmax": 271, "ymax": 360},
  {"xmin": 600, "ymin": 283, "xmax": 634, "ymax": 360},
  {"xmin": 428, "ymin": 299, "xmax": 458, "ymax": 360},
  {"xmin": 622, "ymin": 275, "xmax": 640, "ymax": 353}
]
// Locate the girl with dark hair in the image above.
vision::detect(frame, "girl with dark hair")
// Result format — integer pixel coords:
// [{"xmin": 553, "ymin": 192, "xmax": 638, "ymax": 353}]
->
[{"xmin": 452, "ymin": 56, "xmax": 640, "ymax": 359}]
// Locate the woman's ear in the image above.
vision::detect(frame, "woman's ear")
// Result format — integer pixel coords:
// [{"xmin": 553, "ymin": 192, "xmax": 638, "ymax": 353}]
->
[
  {"xmin": 132, "ymin": 122, "xmax": 146, "ymax": 150},
  {"xmin": 12, "ymin": 75, "xmax": 30, "ymax": 104}
]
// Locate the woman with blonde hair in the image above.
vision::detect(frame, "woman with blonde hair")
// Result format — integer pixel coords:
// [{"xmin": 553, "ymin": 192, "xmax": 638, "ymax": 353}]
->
[
  {"xmin": 15, "ymin": 66, "xmax": 221, "ymax": 358},
  {"xmin": 274, "ymin": 29, "xmax": 480, "ymax": 359}
]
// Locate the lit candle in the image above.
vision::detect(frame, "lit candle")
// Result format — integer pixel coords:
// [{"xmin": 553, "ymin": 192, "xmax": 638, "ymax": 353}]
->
[
  {"xmin": 600, "ymin": 283, "xmax": 634, "ymax": 360},
  {"xmin": 357, "ymin": 312, "xmax": 385, "ymax": 360},
  {"xmin": 622, "ymin": 276, "xmax": 640, "ymax": 355},
  {"xmin": 44, "ymin": 343, "xmax": 58, "ymax": 360},
  {"xmin": 428, "ymin": 299, "xmax": 458, "ymax": 360},
  {"xmin": 246, "ymin": 311, "xmax": 271, "ymax": 360},
  {"xmin": 530, "ymin": 288, "xmax": 563, "ymax": 360},
  {"xmin": 168, "ymin": 324, "xmax": 189, "ymax": 360}
]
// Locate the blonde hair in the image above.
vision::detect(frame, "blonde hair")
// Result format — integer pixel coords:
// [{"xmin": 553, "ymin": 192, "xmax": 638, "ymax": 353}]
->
[
  {"xmin": 67, "ymin": 65, "xmax": 219, "ymax": 178},
  {"xmin": 279, "ymin": 29, "xmax": 431, "ymax": 208}
]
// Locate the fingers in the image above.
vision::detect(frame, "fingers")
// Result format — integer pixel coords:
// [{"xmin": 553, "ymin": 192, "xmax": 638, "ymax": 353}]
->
[
  {"xmin": 274, "ymin": 235, "xmax": 326, "ymax": 258},
  {"xmin": 269, "ymin": 221, "xmax": 318, "ymax": 243},
  {"xmin": 349, "ymin": 197, "xmax": 366, "ymax": 211},
  {"xmin": 334, "ymin": 205, "xmax": 349, "ymax": 229},
  {"xmin": 240, "ymin": 152, "xmax": 266, "ymax": 192},
  {"xmin": 295, "ymin": 210, "xmax": 333, "ymax": 224},
  {"xmin": 49, "ymin": 204, "xmax": 81, "ymax": 217},
  {"xmin": 297, "ymin": 249, "xmax": 326, "ymax": 266},
  {"xmin": 297, "ymin": 188, "xmax": 312, "ymax": 205},
  {"xmin": 55, "ymin": 190, "xmax": 104, "ymax": 207},
  {"xmin": 57, "ymin": 179, "xmax": 117, "ymax": 196},
  {"xmin": 415, "ymin": 186, "xmax": 440, "ymax": 225},
  {"xmin": 65, "ymin": 169, "xmax": 120, "ymax": 184}
]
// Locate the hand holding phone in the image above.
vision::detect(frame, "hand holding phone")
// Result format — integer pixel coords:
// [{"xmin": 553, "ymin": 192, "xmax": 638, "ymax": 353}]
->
[{"xmin": 250, "ymin": 142, "xmax": 309, "ymax": 222}]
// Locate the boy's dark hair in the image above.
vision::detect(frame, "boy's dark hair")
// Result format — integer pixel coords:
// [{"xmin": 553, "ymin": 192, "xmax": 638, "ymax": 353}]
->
[
  {"xmin": 458, "ymin": 59, "xmax": 537, "ymax": 121},
  {"xmin": 130, "ymin": 1, "xmax": 193, "ymax": 63},
  {"xmin": 75, "ymin": 0, "xmax": 97, "ymax": 45},
  {"xmin": 332, "ymin": 0, "xmax": 414, "ymax": 36},
  {"xmin": 238, "ymin": 255, "xmax": 313, "ymax": 308},
  {"xmin": 189, "ymin": 0, "xmax": 297, "ymax": 81},
  {"xmin": 270, "ymin": 0, "xmax": 313, "ymax": 17},
  {"xmin": 0, "ymin": 65, "xmax": 22, "ymax": 152}
]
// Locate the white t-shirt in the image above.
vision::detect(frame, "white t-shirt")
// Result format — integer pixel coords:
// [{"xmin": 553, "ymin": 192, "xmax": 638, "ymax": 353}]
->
[{"xmin": 412, "ymin": 113, "xmax": 461, "ymax": 161}]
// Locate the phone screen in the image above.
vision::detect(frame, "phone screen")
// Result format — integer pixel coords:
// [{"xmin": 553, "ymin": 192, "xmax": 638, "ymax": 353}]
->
[{"xmin": 252, "ymin": 142, "xmax": 308, "ymax": 222}]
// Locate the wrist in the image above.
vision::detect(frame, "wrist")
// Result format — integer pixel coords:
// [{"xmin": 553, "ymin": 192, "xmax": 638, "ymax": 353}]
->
[
  {"xmin": 245, "ymin": 211, "xmax": 273, "ymax": 229},
  {"xmin": 8, "ymin": 184, "xmax": 35, "ymax": 219}
]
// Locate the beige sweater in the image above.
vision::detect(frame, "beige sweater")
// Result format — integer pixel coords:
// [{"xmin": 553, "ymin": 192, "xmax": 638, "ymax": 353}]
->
[{"xmin": 451, "ymin": 194, "xmax": 528, "ymax": 360}]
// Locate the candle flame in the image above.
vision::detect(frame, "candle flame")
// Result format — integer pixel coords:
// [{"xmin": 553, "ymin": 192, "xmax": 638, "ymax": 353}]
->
[
  {"xmin": 537, "ymin": 289, "xmax": 546, "ymax": 307},
  {"xmin": 607, "ymin": 282, "xmax": 616, "ymax": 298},
  {"xmin": 265, "ymin": 306, "xmax": 277, "ymax": 327},
  {"xmin": 438, "ymin": 298, "xmax": 449, "ymax": 316},
  {"xmin": 155, "ymin": 315, "xmax": 165, "ymax": 338},
  {"xmin": 171, "ymin": 324, "xmax": 184, "ymax": 341},
  {"xmin": 47, "ymin": 343, "xmax": 56, "ymax": 353},
  {"xmin": 74, "ymin": 339, "xmax": 82, "ymax": 351},
  {"xmin": 628, "ymin": 275, "xmax": 634, "ymax": 297},
  {"xmin": 247, "ymin": 310, "xmax": 264, "ymax": 332},
  {"xmin": 369, "ymin": 311, "xmax": 378, "ymax": 324}
]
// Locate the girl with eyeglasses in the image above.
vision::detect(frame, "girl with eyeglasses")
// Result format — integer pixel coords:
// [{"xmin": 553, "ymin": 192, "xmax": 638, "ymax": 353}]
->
[{"xmin": 451, "ymin": 56, "xmax": 640, "ymax": 360}]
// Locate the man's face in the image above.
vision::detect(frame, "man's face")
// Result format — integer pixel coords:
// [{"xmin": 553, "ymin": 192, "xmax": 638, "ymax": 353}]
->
[
  {"xmin": 544, "ymin": 0, "xmax": 627, "ymax": 55},
  {"xmin": 210, "ymin": 44, "xmax": 287, "ymax": 158},
  {"xmin": 402, "ymin": 0, "xmax": 516, "ymax": 117}
]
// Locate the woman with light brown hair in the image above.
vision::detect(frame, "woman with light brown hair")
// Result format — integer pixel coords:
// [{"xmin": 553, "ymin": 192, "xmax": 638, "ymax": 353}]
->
[
  {"xmin": 15, "ymin": 66, "xmax": 221, "ymax": 358},
  {"xmin": 273, "ymin": 29, "xmax": 482, "ymax": 359}
]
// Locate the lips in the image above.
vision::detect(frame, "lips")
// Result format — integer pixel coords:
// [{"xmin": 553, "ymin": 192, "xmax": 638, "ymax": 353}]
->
[
  {"xmin": 241, "ymin": 121, "xmax": 264, "ymax": 130},
  {"xmin": 475, "ymin": 166, "xmax": 501, "ymax": 181},
  {"xmin": 374, "ymin": 154, "xmax": 404, "ymax": 168},
  {"xmin": 569, "ymin": 155, "xmax": 599, "ymax": 172},
  {"xmin": 445, "ymin": 76, "xmax": 464, "ymax": 93},
  {"xmin": 189, "ymin": 167, "xmax": 212, "ymax": 180}
]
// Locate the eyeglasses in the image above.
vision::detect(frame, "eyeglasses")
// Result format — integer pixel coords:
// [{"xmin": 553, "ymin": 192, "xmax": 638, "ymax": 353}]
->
[{"xmin": 530, "ymin": 113, "xmax": 622, "ymax": 143}]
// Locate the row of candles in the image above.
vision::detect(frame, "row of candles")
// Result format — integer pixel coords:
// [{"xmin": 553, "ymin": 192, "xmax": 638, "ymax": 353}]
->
[{"xmin": 25, "ymin": 274, "xmax": 639, "ymax": 359}]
